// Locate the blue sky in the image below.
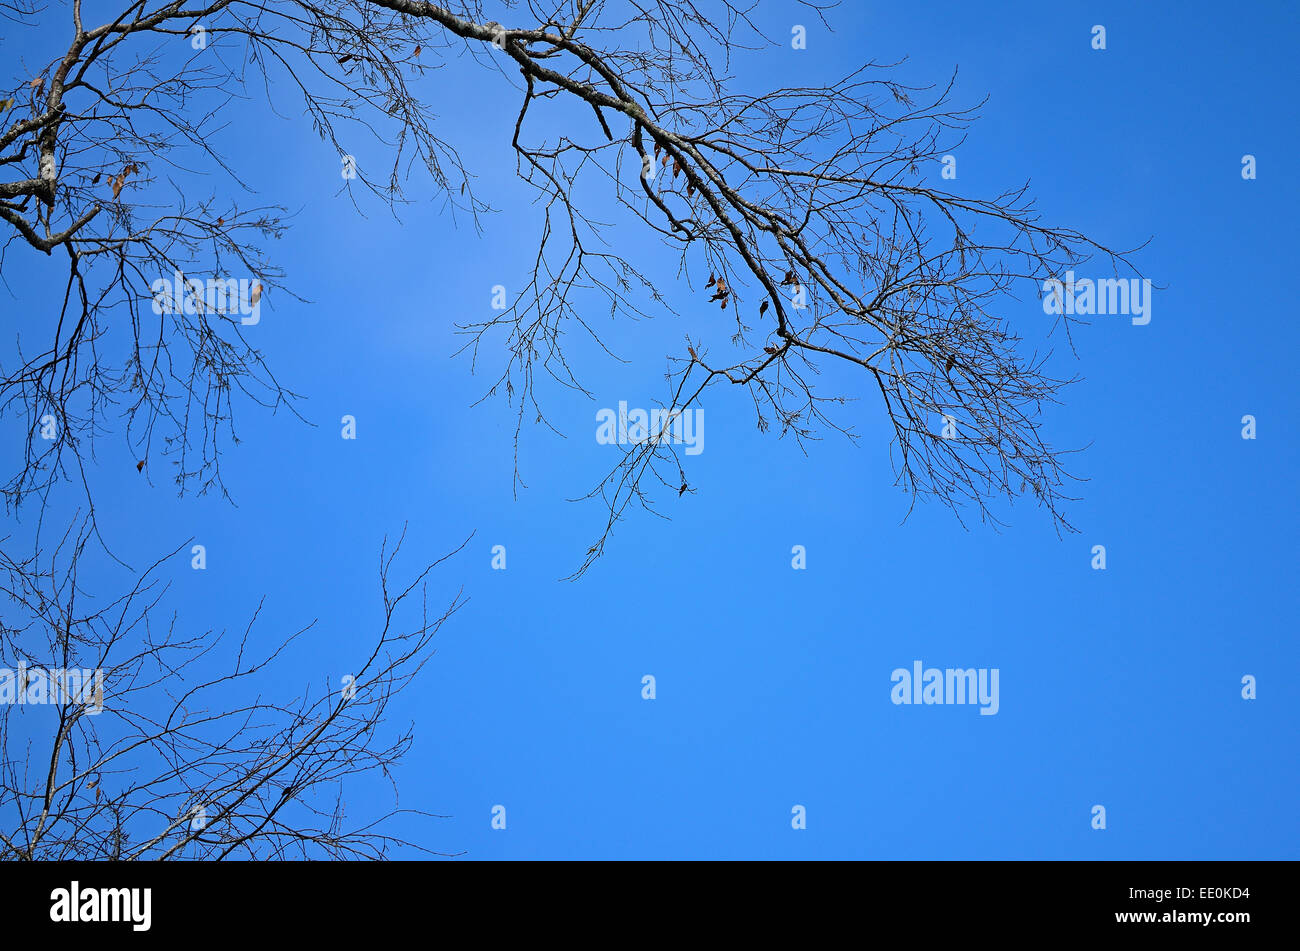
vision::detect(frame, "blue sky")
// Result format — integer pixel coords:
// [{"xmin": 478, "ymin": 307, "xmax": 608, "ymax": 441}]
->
[{"xmin": 4, "ymin": 0, "xmax": 1297, "ymax": 858}]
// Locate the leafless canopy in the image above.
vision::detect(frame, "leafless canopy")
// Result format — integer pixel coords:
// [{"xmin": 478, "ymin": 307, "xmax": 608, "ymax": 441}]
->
[
  {"xmin": 2, "ymin": 0, "xmax": 1140, "ymax": 561},
  {"xmin": 2, "ymin": 0, "xmax": 1140, "ymax": 855},
  {"xmin": 0, "ymin": 521, "xmax": 467, "ymax": 859}
]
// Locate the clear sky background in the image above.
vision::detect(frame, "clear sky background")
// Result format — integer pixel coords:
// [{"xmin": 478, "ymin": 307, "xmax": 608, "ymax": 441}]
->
[{"xmin": 3, "ymin": 0, "xmax": 1297, "ymax": 858}]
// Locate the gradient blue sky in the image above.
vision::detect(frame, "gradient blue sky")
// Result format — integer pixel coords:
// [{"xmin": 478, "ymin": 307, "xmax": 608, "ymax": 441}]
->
[{"xmin": 4, "ymin": 0, "xmax": 1297, "ymax": 858}]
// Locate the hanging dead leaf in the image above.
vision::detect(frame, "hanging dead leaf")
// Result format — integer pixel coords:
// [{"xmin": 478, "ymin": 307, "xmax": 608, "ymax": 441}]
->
[
  {"xmin": 705, "ymin": 272, "xmax": 715, "ymax": 290},
  {"xmin": 111, "ymin": 174, "xmax": 124, "ymax": 198},
  {"xmin": 687, "ymin": 346, "xmax": 697, "ymax": 360},
  {"xmin": 413, "ymin": 45, "xmax": 422, "ymax": 57},
  {"xmin": 216, "ymin": 216, "xmax": 224, "ymax": 226},
  {"xmin": 719, "ymin": 295, "xmax": 728, "ymax": 309},
  {"xmin": 686, "ymin": 181, "xmax": 694, "ymax": 196},
  {"xmin": 653, "ymin": 142, "xmax": 661, "ymax": 159},
  {"xmin": 716, "ymin": 277, "xmax": 726, "ymax": 293},
  {"xmin": 249, "ymin": 282, "xmax": 263, "ymax": 306},
  {"xmin": 29, "ymin": 76, "xmax": 43, "ymax": 91},
  {"xmin": 90, "ymin": 172, "xmax": 101, "ymax": 184},
  {"xmin": 764, "ymin": 345, "xmax": 778, "ymax": 354},
  {"xmin": 136, "ymin": 460, "xmax": 145, "ymax": 473},
  {"xmin": 672, "ymin": 159, "xmax": 680, "ymax": 178},
  {"xmin": 678, "ymin": 482, "xmax": 688, "ymax": 496},
  {"xmin": 759, "ymin": 300, "xmax": 769, "ymax": 317},
  {"xmin": 0, "ymin": 98, "xmax": 14, "ymax": 113},
  {"xmin": 660, "ymin": 153, "xmax": 670, "ymax": 167}
]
